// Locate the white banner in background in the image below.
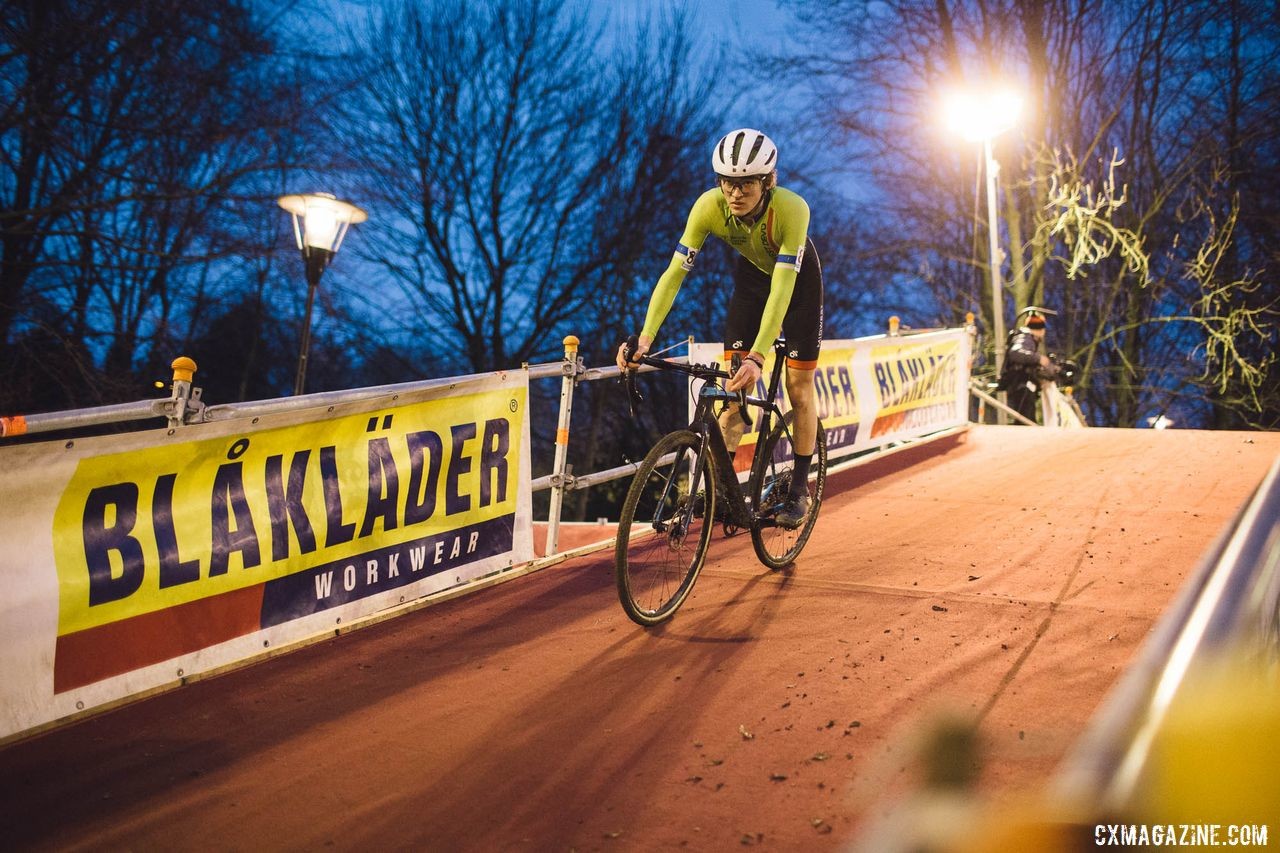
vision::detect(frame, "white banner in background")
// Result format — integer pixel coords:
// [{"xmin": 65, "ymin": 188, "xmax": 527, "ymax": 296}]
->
[
  {"xmin": 689, "ymin": 328, "xmax": 970, "ymax": 472},
  {"xmin": 1042, "ymin": 383, "xmax": 1088, "ymax": 428},
  {"xmin": 0, "ymin": 370, "xmax": 534, "ymax": 741}
]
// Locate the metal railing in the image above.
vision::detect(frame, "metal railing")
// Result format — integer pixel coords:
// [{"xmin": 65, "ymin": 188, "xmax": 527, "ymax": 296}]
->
[
  {"xmin": 2, "ymin": 320, "xmax": 988, "ymax": 558},
  {"xmin": 0, "ymin": 339, "xmax": 684, "ymax": 560},
  {"xmin": 529, "ymin": 335, "xmax": 698, "ymax": 556},
  {"xmin": 968, "ymin": 379, "xmax": 1037, "ymax": 426},
  {"xmin": 531, "ymin": 334, "xmax": 980, "ymax": 555},
  {"xmin": 3, "ymin": 327, "xmax": 977, "ymax": 560},
  {"xmin": 0, "ymin": 357, "xmax": 511, "ymax": 437}
]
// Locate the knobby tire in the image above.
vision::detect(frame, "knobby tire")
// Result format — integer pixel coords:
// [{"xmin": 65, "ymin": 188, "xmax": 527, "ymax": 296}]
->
[
  {"xmin": 615, "ymin": 430, "xmax": 716, "ymax": 626},
  {"xmin": 749, "ymin": 413, "xmax": 827, "ymax": 570}
]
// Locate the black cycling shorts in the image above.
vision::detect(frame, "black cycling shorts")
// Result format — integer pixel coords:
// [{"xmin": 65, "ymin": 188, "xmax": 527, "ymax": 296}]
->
[{"xmin": 723, "ymin": 237, "xmax": 824, "ymax": 369}]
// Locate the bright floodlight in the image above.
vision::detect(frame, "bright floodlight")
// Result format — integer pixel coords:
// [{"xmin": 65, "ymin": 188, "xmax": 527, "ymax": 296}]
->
[{"xmin": 945, "ymin": 89, "xmax": 1023, "ymax": 142}]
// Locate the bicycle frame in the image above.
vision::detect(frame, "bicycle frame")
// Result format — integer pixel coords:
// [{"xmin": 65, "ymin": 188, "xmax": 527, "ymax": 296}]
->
[{"xmin": 634, "ymin": 339, "xmax": 794, "ymax": 532}]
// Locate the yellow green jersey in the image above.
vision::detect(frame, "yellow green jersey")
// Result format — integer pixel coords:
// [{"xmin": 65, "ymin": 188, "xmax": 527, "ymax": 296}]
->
[{"xmin": 641, "ymin": 186, "xmax": 811, "ymax": 357}]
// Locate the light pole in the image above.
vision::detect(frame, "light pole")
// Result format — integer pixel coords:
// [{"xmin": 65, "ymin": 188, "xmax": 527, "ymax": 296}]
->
[
  {"xmin": 277, "ymin": 192, "xmax": 368, "ymax": 395},
  {"xmin": 946, "ymin": 89, "xmax": 1021, "ymax": 422},
  {"xmin": 981, "ymin": 136, "xmax": 1005, "ymax": 381}
]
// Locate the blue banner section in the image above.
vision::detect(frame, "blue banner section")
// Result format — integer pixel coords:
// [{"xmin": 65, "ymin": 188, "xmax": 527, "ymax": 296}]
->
[
  {"xmin": 259, "ymin": 514, "xmax": 515, "ymax": 627},
  {"xmin": 823, "ymin": 423, "xmax": 860, "ymax": 455},
  {"xmin": 769, "ymin": 423, "xmax": 860, "ymax": 465}
]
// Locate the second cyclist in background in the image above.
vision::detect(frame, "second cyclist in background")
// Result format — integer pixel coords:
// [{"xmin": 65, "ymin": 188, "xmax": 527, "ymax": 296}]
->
[
  {"xmin": 998, "ymin": 312, "xmax": 1056, "ymax": 423},
  {"xmin": 615, "ymin": 128, "xmax": 825, "ymax": 529}
]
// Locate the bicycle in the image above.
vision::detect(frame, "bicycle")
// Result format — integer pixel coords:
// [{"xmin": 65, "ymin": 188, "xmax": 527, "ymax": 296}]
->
[{"xmin": 614, "ymin": 337, "xmax": 828, "ymax": 626}]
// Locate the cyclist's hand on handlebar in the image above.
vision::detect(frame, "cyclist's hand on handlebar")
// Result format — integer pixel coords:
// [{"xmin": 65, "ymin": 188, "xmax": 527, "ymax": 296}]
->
[
  {"xmin": 726, "ymin": 356, "xmax": 761, "ymax": 393},
  {"xmin": 616, "ymin": 335, "xmax": 651, "ymax": 372}
]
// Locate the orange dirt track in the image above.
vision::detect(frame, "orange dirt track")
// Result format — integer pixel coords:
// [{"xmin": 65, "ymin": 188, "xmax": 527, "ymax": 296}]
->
[{"xmin": 3, "ymin": 425, "xmax": 1278, "ymax": 851}]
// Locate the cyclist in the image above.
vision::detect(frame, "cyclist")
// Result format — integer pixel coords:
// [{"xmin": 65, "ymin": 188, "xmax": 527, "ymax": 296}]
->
[{"xmin": 616, "ymin": 128, "xmax": 824, "ymax": 529}]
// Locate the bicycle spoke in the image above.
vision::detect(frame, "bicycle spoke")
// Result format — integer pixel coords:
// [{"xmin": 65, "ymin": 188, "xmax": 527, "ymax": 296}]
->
[
  {"xmin": 615, "ymin": 430, "xmax": 715, "ymax": 625},
  {"xmin": 750, "ymin": 414, "xmax": 826, "ymax": 570}
]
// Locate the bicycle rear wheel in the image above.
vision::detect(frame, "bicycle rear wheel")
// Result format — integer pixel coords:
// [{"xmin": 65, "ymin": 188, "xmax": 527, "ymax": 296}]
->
[
  {"xmin": 615, "ymin": 429, "xmax": 716, "ymax": 626},
  {"xmin": 749, "ymin": 413, "xmax": 827, "ymax": 570}
]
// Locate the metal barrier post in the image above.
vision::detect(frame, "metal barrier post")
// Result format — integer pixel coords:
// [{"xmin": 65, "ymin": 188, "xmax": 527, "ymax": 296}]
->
[{"xmin": 545, "ymin": 335, "xmax": 581, "ymax": 557}]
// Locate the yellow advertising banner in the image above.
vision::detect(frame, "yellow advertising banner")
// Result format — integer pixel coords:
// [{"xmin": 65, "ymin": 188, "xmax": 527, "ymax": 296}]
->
[
  {"xmin": 0, "ymin": 370, "xmax": 535, "ymax": 739},
  {"xmin": 688, "ymin": 329, "xmax": 969, "ymax": 468},
  {"xmin": 868, "ymin": 337, "xmax": 963, "ymax": 439},
  {"xmin": 44, "ymin": 381, "xmax": 529, "ymax": 694}
]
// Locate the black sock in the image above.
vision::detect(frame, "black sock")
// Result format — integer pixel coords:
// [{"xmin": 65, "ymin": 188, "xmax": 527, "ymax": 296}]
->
[{"xmin": 790, "ymin": 452, "xmax": 812, "ymax": 498}]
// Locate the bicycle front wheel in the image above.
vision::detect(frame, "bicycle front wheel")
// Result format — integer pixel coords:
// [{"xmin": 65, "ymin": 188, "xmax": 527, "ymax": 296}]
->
[
  {"xmin": 749, "ymin": 413, "xmax": 827, "ymax": 570},
  {"xmin": 615, "ymin": 429, "xmax": 716, "ymax": 626}
]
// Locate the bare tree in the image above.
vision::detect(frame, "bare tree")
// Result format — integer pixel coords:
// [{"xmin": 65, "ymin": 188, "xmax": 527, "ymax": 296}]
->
[
  {"xmin": 775, "ymin": 0, "xmax": 1279, "ymax": 427},
  {"xmin": 337, "ymin": 0, "xmax": 718, "ymax": 375},
  {"xmin": 0, "ymin": 0, "xmax": 315, "ymax": 410}
]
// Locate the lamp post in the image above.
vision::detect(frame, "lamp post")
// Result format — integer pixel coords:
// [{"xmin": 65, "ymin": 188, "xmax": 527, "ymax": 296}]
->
[
  {"xmin": 277, "ymin": 192, "xmax": 368, "ymax": 396},
  {"xmin": 945, "ymin": 89, "xmax": 1021, "ymax": 422}
]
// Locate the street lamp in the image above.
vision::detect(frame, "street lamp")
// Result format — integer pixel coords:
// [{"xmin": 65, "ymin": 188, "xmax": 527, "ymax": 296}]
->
[
  {"xmin": 945, "ymin": 88, "xmax": 1021, "ymax": 421},
  {"xmin": 277, "ymin": 192, "xmax": 368, "ymax": 395}
]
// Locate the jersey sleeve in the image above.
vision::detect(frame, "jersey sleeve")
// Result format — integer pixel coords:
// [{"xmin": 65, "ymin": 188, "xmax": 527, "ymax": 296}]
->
[
  {"xmin": 640, "ymin": 191, "xmax": 717, "ymax": 342},
  {"xmin": 750, "ymin": 191, "xmax": 811, "ymax": 356}
]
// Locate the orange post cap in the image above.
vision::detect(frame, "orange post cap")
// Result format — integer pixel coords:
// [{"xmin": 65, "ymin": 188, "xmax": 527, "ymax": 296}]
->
[{"xmin": 171, "ymin": 356, "xmax": 197, "ymax": 384}]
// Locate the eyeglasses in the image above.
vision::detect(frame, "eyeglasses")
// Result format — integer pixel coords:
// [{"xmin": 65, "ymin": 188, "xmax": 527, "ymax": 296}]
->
[{"xmin": 718, "ymin": 176, "xmax": 763, "ymax": 196}]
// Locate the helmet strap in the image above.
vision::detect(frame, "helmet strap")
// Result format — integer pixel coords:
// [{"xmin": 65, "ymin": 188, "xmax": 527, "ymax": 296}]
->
[{"xmin": 738, "ymin": 188, "xmax": 772, "ymax": 224}]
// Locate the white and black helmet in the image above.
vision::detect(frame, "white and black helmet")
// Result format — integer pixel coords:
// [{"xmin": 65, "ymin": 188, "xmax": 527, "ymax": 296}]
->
[{"xmin": 712, "ymin": 128, "xmax": 778, "ymax": 177}]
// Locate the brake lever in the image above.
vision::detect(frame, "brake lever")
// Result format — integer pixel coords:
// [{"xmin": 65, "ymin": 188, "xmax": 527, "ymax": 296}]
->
[
  {"xmin": 624, "ymin": 371, "xmax": 642, "ymax": 419},
  {"xmin": 621, "ymin": 335, "xmax": 643, "ymax": 420}
]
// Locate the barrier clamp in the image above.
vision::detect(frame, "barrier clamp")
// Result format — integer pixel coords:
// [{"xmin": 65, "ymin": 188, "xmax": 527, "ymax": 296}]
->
[
  {"xmin": 547, "ymin": 471, "xmax": 579, "ymax": 490},
  {"xmin": 155, "ymin": 356, "xmax": 208, "ymax": 428}
]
